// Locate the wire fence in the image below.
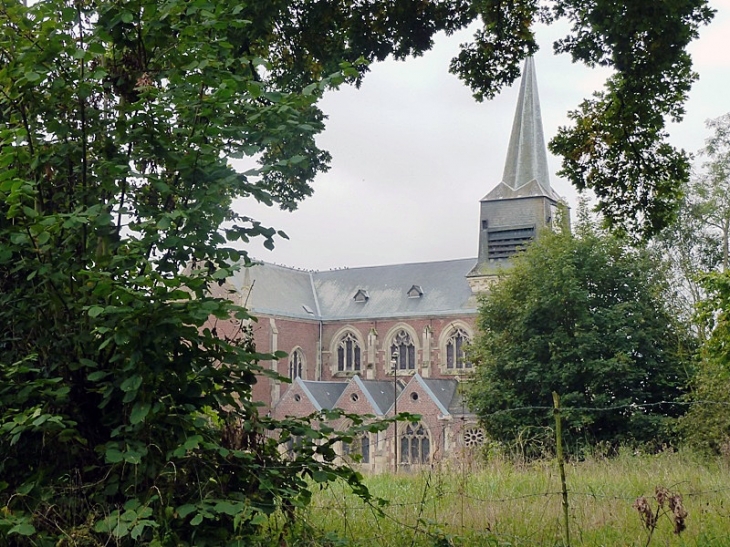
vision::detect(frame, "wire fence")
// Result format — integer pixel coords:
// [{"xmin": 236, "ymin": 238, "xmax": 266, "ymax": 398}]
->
[
  {"xmin": 292, "ymin": 461, "xmax": 730, "ymax": 546},
  {"xmin": 273, "ymin": 397, "xmax": 730, "ymax": 546}
]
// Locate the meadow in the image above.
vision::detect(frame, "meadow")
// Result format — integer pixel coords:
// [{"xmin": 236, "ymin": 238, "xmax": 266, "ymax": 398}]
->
[{"xmin": 292, "ymin": 450, "xmax": 730, "ymax": 547}]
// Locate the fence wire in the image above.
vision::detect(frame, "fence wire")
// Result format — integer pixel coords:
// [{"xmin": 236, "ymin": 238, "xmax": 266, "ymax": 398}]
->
[{"xmin": 268, "ymin": 397, "xmax": 730, "ymax": 546}]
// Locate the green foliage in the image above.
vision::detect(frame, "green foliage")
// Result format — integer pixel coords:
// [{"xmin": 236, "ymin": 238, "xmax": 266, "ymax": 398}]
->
[
  {"xmin": 659, "ymin": 114, "xmax": 730, "ymax": 453},
  {"xmin": 0, "ymin": 0, "xmax": 716, "ymax": 542},
  {"xmin": 548, "ymin": 0, "xmax": 714, "ymax": 239},
  {"xmin": 0, "ymin": 0, "xmax": 387, "ymax": 544},
  {"xmin": 468, "ymin": 222, "xmax": 693, "ymax": 454},
  {"xmin": 679, "ymin": 271, "xmax": 730, "ymax": 454},
  {"xmin": 272, "ymin": 0, "xmax": 714, "ymax": 238},
  {"xmin": 651, "ymin": 114, "xmax": 730, "ymax": 340},
  {"xmin": 651, "ymin": 187, "xmax": 721, "ymax": 340},
  {"xmin": 455, "ymin": 0, "xmax": 714, "ymax": 238},
  {"xmin": 690, "ymin": 113, "xmax": 730, "ymax": 271}
]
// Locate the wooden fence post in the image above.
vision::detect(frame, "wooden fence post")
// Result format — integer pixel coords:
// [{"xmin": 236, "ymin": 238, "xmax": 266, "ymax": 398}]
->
[{"xmin": 553, "ymin": 391, "xmax": 571, "ymax": 547}]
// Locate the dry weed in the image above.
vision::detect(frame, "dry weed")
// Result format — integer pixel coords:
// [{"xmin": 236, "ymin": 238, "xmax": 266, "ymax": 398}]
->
[{"xmin": 633, "ymin": 485, "xmax": 688, "ymax": 546}]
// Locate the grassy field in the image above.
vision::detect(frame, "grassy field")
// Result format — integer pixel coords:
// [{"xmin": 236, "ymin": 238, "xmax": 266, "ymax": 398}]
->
[{"xmin": 295, "ymin": 450, "xmax": 730, "ymax": 546}]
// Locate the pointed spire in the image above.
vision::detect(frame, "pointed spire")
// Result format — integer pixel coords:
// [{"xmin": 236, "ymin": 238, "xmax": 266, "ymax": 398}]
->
[{"xmin": 501, "ymin": 57, "xmax": 551, "ymax": 194}]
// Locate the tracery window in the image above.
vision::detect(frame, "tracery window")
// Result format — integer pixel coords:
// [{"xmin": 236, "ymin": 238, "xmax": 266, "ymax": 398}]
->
[
  {"xmin": 337, "ymin": 332, "xmax": 361, "ymax": 372},
  {"xmin": 446, "ymin": 328, "xmax": 471, "ymax": 369},
  {"xmin": 391, "ymin": 329, "xmax": 416, "ymax": 370},
  {"xmin": 400, "ymin": 423, "xmax": 430, "ymax": 464},
  {"xmin": 289, "ymin": 349, "xmax": 303, "ymax": 380},
  {"xmin": 285, "ymin": 435, "xmax": 303, "ymax": 459},
  {"xmin": 462, "ymin": 427, "xmax": 485, "ymax": 448},
  {"xmin": 343, "ymin": 433, "xmax": 370, "ymax": 463}
]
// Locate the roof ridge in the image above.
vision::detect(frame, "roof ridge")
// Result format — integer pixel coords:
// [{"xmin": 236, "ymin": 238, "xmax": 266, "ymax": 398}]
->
[
  {"xmin": 308, "ymin": 271, "xmax": 322, "ymax": 317},
  {"xmin": 415, "ymin": 375, "xmax": 451, "ymax": 416}
]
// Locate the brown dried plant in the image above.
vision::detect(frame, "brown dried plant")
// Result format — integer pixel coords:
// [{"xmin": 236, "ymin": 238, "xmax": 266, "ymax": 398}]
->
[
  {"xmin": 633, "ymin": 496, "xmax": 656, "ymax": 530},
  {"xmin": 633, "ymin": 485, "xmax": 688, "ymax": 546},
  {"xmin": 669, "ymin": 493, "xmax": 687, "ymax": 534}
]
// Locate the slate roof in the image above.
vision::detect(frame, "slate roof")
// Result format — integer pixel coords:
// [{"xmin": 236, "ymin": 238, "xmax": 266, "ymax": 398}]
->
[
  {"xmin": 282, "ymin": 376, "xmax": 472, "ymax": 417},
  {"xmin": 446, "ymin": 387, "xmax": 473, "ymax": 416},
  {"xmin": 300, "ymin": 380, "xmax": 348, "ymax": 411},
  {"xmin": 228, "ymin": 258, "xmax": 478, "ymax": 321},
  {"xmin": 355, "ymin": 378, "xmax": 402, "ymax": 415},
  {"xmin": 496, "ymin": 56, "xmax": 559, "ymax": 200},
  {"xmin": 228, "ymin": 263, "xmax": 318, "ymax": 320},
  {"xmin": 411, "ymin": 376, "xmax": 473, "ymax": 416}
]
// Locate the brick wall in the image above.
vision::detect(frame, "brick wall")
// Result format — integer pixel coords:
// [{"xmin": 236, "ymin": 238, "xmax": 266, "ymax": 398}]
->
[{"xmin": 243, "ymin": 313, "xmax": 478, "ymax": 409}]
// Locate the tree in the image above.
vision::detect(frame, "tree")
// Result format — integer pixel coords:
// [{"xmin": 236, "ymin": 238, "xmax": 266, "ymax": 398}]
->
[
  {"xmin": 677, "ymin": 270, "xmax": 730, "ymax": 454},
  {"xmin": 0, "ymin": 1, "xmax": 382, "ymax": 544},
  {"xmin": 0, "ymin": 0, "xmax": 714, "ymax": 543},
  {"xmin": 543, "ymin": 0, "xmax": 714, "ymax": 238},
  {"xmin": 650, "ymin": 188, "xmax": 719, "ymax": 342},
  {"xmin": 673, "ymin": 113, "xmax": 730, "ymax": 452},
  {"xmin": 304, "ymin": 0, "xmax": 715, "ymax": 238},
  {"xmin": 651, "ymin": 114, "xmax": 730, "ymax": 340},
  {"xmin": 468, "ymin": 219, "xmax": 693, "ymax": 454},
  {"xmin": 690, "ymin": 113, "xmax": 730, "ymax": 271}
]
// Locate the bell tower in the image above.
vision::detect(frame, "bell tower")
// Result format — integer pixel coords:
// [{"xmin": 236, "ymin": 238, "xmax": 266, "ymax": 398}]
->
[{"xmin": 468, "ymin": 57, "xmax": 567, "ymax": 293}]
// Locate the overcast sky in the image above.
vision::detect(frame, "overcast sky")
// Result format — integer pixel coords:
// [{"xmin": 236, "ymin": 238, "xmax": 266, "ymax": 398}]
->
[{"xmin": 234, "ymin": 1, "xmax": 730, "ymax": 272}]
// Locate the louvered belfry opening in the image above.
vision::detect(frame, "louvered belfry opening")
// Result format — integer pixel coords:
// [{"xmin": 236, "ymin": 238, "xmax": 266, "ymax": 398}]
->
[{"xmin": 486, "ymin": 224, "xmax": 536, "ymax": 260}]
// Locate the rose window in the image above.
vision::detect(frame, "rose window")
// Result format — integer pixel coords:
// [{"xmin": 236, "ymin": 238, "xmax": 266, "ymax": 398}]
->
[{"xmin": 463, "ymin": 427, "xmax": 485, "ymax": 448}]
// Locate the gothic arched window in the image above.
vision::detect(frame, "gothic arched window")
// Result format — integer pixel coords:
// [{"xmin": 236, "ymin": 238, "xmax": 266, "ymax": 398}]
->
[
  {"xmin": 446, "ymin": 327, "xmax": 471, "ymax": 369},
  {"xmin": 337, "ymin": 332, "xmax": 361, "ymax": 372},
  {"xmin": 391, "ymin": 329, "xmax": 416, "ymax": 370},
  {"xmin": 343, "ymin": 433, "xmax": 370, "ymax": 464},
  {"xmin": 289, "ymin": 349, "xmax": 304, "ymax": 380},
  {"xmin": 400, "ymin": 423, "xmax": 430, "ymax": 464}
]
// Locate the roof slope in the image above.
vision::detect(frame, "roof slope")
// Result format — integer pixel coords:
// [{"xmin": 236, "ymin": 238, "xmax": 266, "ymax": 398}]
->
[
  {"xmin": 300, "ymin": 380, "xmax": 348, "ymax": 410},
  {"xmin": 418, "ymin": 377, "xmax": 457, "ymax": 415},
  {"xmin": 228, "ymin": 263, "xmax": 318, "ymax": 320},
  {"xmin": 357, "ymin": 378, "xmax": 401, "ymax": 415},
  {"xmin": 230, "ymin": 258, "xmax": 478, "ymax": 321},
  {"xmin": 312, "ymin": 259, "xmax": 477, "ymax": 320}
]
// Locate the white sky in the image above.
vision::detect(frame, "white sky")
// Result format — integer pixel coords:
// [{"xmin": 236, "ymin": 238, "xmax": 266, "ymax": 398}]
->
[{"xmin": 234, "ymin": 1, "xmax": 730, "ymax": 271}]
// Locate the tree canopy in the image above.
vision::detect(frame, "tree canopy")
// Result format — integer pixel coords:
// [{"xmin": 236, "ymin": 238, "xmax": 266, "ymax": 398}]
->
[
  {"xmin": 0, "ymin": 0, "xmax": 381, "ymax": 543},
  {"xmin": 468, "ymin": 220, "xmax": 692, "ymax": 454},
  {"xmin": 669, "ymin": 113, "xmax": 730, "ymax": 453},
  {"xmin": 678, "ymin": 272, "xmax": 730, "ymax": 454},
  {"xmin": 0, "ymin": 0, "xmax": 716, "ymax": 543},
  {"xmin": 690, "ymin": 113, "xmax": 730, "ymax": 271},
  {"xmin": 279, "ymin": 0, "xmax": 715, "ymax": 238},
  {"xmin": 275, "ymin": 0, "xmax": 714, "ymax": 238}
]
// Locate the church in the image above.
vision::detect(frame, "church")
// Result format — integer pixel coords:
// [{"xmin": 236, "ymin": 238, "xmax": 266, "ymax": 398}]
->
[{"xmin": 217, "ymin": 57, "xmax": 566, "ymax": 471}]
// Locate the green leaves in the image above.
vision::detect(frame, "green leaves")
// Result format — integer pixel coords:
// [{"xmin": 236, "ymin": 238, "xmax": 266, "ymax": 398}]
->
[
  {"xmin": 0, "ymin": 0, "xmax": 379, "ymax": 512},
  {"xmin": 87, "ymin": 305, "xmax": 105, "ymax": 318},
  {"xmin": 550, "ymin": 88, "xmax": 691, "ymax": 239},
  {"xmin": 0, "ymin": 0, "xmax": 714, "ymax": 543},
  {"xmin": 547, "ymin": 0, "xmax": 713, "ymax": 238},
  {"xmin": 129, "ymin": 402, "xmax": 151, "ymax": 425},
  {"xmin": 104, "ymin": 445, "xmax": 148, "ymax": 466},
  {"xmin": 94, "ymin": 499, "xmax": 159, "ymax": 539},
  {"xmin": 470, "ymin": 222, "xmax": 692, "ymax": 453}
]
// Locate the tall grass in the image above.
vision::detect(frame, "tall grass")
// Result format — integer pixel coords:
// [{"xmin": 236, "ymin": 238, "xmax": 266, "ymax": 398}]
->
[{"xmin": 298, "ymin": 450, "xmax": 730, "ymax": 546}]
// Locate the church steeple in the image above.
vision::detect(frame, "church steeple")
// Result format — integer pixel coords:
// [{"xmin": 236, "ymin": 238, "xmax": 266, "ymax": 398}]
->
[
  {"xmin": 501, "ymin": 57, "xmax": 551, "ymax": 195},
  {"xmin": 467, "ymin": 56, "xmax": 565, "ymax": 289},
  {"xmin": 481, "ymin": 56, "xmax": 559, "ymax": 202}
]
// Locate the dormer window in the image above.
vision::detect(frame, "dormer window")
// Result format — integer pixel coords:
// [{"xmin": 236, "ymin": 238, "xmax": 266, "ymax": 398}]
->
[
  {"xmin": 353, "ymin": 289, "xmax": 369, "ymax": 303},
  {"xmin": 407, "ymin": 285, "xmax": 424, "ymax": 298}
]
